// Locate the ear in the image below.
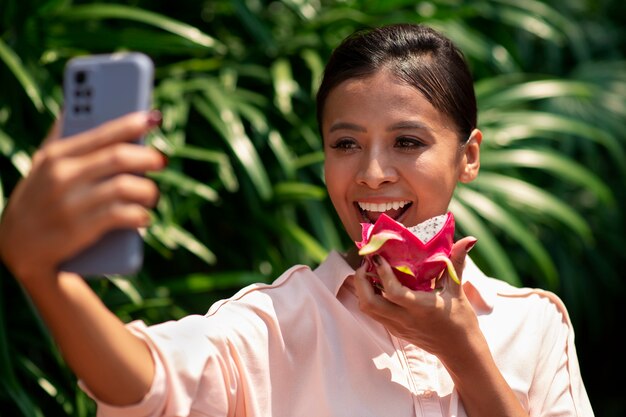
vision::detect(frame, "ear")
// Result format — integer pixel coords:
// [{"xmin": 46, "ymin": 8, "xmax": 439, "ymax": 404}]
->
[{"xmin": 458, "ymin": 129, "xmax": 482, "ymax": 183}]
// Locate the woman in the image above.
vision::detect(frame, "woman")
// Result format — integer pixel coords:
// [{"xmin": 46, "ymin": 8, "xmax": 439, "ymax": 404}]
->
[{"xmin": 0, "ymin": 23, "xmax": 592, "ymax": 416}]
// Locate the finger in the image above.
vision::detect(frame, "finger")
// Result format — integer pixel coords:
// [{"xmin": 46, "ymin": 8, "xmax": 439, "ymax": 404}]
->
[
  {"xmin": 42, "ymin": 118, "xmax": 63, "ymax": 146},
  {"xmin": 51, "ymin": 110, "xmax": 162, "ymax": 158},
  {"xmin": 43, "ymin": 173, "xmax": 157, "ymax": 244},
  {"xmin": 67, "ymin": 202, "xmax": 151, "ymax": 256},
  {"xmin": 71, "ymin": 143, "xmax": 167, "ymax": 185},
  {"xmin": 73, "ymin": 174, "xmax": 161, "ymax": 212},
  {"xmin": 353, "ymin": 262, "xmax": 402, "ymax": 320},
  {"xmin": 371, "ymin": 255, "xmax": 420, "ymax": 307},
  {"xmin": 443, "ymin": 236, "xmax": 477, "ymax": 296}
]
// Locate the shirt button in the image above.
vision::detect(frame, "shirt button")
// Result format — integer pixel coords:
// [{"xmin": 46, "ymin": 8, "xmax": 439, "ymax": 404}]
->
[{"xmin": 421, "ymin": 390, "xmax": 433, "ymax": 398}]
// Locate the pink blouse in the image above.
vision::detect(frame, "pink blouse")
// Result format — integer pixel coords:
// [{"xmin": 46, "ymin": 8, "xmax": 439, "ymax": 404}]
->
[{"xmin": 85, "ymin": 251, "xmax": 594, "ymax": 416}]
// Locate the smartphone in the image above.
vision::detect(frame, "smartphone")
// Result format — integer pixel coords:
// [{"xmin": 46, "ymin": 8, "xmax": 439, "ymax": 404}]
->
[{"xmin": 59, "ymin": 52, "xmax": 154, "ymax": 277}]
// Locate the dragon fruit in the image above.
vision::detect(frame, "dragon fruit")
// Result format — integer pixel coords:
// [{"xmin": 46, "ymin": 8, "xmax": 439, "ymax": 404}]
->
[{"xmin": 356, "ymin": 212, "xmax": 459, "ymax": 291}]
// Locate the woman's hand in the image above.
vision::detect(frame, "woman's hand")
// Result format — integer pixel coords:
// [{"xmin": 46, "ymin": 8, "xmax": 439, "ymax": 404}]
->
[
  {"xmin": 354, "ymin": 238, "xmax": 529, "ymax": 416},
  {"xmin": 0, "ymin": 111, "xmax": 166, "ymax": 285},
  {"xmin": 353, "ymin": 236, "xmax": 480, "ymax": 359}
]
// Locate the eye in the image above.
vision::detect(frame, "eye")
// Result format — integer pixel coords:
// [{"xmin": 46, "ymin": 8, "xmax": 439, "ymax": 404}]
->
[
  {"xmin": 329, "ymin": 137, "xmax": 360, "ymax": 151},
  {"xmin": 395, "ymin": 136, "xmax": 425, "ymax": 149}
]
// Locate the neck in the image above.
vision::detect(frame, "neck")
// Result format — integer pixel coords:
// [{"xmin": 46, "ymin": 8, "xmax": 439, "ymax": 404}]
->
[{"xmin": 343, "ymin": 246, "xmax": 363, "ymax": 269}]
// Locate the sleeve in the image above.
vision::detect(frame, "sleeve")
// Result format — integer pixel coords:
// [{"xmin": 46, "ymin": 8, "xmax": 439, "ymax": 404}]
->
[
  {"xmin": 528, "ymin": 290, "xmax": 594, "ymax": 417},
  {"xmin": 81, "ymin": 315, "xmax": 239, "ymax": 417}
]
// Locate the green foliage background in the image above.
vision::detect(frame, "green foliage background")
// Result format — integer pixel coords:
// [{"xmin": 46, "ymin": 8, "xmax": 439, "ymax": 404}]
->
[{"xmin": 1, "ymin": 0, "xmax": 624, "ymax": 415}]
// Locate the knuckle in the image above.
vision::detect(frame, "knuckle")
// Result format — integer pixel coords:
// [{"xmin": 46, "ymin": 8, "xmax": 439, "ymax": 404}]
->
[
  {"xmin": 110, "ymin": 174, "xmax": 132, "ymax": 194},
  {"xmin": 105, "ymin": 203, "xmax": 147, "ymax": 227},
  {"xmin": 108, "ymin": 145, "xmax": 130, "ymax": 167}
]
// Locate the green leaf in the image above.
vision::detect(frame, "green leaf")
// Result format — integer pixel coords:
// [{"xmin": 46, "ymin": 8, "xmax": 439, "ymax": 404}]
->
[
  {"xmin": 273, "ymin": 181, "xmax": 327, "ymax": 202},
  {"xmin": 150, "ymin": 222, "xmax": 216, "ymax": 265},
  {"xmin": 58, "ymin": 4, "xmax": 226, "ymax": 53},
  {"xmin": 470, "ymin": 173, "xmax": 592, "ymax": 242},
  {"xmin": 168, "ymin": 145, "xmax": 238, "ymax": 193},
  {"xmin": 480, "ymin": 148, "xmax": 614, "ymax": 205},
  {"xmin": 271, "ymin": 58, "xmax": 298, "ymax": 115},
  {"xmin": 268, "ymin": 130, "xmax": 296, "ymax": 179},
  {"xmin": 455, "ymin": 186, "xmax": 559, "ymax": 289},
  {"xmin": 159, "ymin": 271, "xmax": 268, "ymax": 295},
  {"xmin": 193, "ymin": 93, "xmax": 273, "ymax": 201},
  {"xmin": 0, "ymin": 129, "xmax": 33, "ymax": 177},
  {"xmin": 149, "ymin": 169, "xmax": 221, "ymax": 203},
  {"xmin": 449, "ymin": 199, "xmax": 522, "ymax": 286},
  {"xmin": 477, "ymin": 78, "xmax": 596, "ymax": 108},
  {"xmin": 105, "ymin": 276, "xmax": 143, "ymax": 305},
  {"xmin": 479, "ymin": 110, "xmax": 626, "ymax": 175},
  {"xmin": 0, "ymin": 39, "xmax": 45, "ymax": 112},
  {"xmin": 281, "ymin": 220, "xmax": 329, "ymax": 263}
]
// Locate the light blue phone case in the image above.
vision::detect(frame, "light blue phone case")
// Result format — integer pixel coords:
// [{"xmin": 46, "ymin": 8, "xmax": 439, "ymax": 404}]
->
[{"xmin": 60, "ymin": 52, "xmax": 154, "ymax": 277}]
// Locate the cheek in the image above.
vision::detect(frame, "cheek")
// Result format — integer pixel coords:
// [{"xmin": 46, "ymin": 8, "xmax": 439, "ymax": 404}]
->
[
  {"xmin": 324, "ymin": 161, "xmax": 349, "ymax": 206},
  {"xmin": 410, "ymin": 159, "xmax": 459, "ymax": 199}
]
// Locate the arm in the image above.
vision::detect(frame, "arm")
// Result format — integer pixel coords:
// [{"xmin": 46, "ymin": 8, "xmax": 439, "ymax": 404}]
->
[
  {"xmin": 0, "ymin": 111, "xmax": 165, "ymax": 406},
  {"xmin": 353, "ymin": 237, "xmax": 528, "ymax": 417}
]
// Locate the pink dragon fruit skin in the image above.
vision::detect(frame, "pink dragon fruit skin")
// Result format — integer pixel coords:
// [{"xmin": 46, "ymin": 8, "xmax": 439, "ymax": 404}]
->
[{"xmin": 356, "ymin": 212, "xmax": 456, "ymax": 291}]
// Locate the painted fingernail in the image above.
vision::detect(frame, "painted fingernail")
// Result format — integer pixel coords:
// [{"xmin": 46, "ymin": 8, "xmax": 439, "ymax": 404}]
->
[
  {"xmin": 372, "ymin": 255, "xmax": 382, "ymax": 266},
  {"xmin": 465, "ymin": 238, "xmax": 478, "ymax": 253},
  {"xmin": 159, "ymin": 151, "xmax": 169, "ymax": 167},
  {"xmin": 147, "ymin": 110, "xmax": 163, "ymax": 127}
]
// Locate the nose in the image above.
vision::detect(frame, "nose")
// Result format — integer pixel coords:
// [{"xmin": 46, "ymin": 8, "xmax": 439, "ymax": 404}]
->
[{"xmin": 356, "ymin": 150, "xmax": 399, "ymax": 189}]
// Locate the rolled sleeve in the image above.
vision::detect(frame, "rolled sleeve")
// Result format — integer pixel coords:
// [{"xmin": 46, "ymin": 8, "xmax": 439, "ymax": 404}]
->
[{"xmin": 82, "ymin": 316, "xmax": 236, "ymax": 417}]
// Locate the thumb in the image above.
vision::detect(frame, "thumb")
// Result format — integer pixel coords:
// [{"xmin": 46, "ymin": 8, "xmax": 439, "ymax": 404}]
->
[
  {"xmin": 42, "ymin": 117, "xmax": 63, "ymax": 146},
  {"xmin": 443, "ymin": 236, "xmax": 478, "ymax": 293}
]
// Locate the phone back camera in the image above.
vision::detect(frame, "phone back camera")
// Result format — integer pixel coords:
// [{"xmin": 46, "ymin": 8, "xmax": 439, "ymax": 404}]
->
[
  {"xmin": 75, "ymin": 70, "xmax": 87, "ymax": 84},
  {"xmin": 72, "ymin": 70, "xmax": 92, "ymax": 116}
]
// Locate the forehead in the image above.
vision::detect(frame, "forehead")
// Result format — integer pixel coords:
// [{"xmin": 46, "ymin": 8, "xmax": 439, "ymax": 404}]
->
[{"xmin": 322, "ymin": 70, "xmax": 454, "ymax": 132}]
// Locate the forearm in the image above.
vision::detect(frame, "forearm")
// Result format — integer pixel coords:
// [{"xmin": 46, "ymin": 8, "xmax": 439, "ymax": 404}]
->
[
  {"xmin": 442, "ymin": 331, "xmax": 528, "ymax": 417},
  {"xmin": 21, "ymin": 272, "xmax": 154, "ymax": 406}
]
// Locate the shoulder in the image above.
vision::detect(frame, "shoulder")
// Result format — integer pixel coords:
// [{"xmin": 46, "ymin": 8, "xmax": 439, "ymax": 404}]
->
[
  {"xmin": 207, "ymin": 263, "xmax": 324, "ymax": 314},
  {"xmin": 208, "ymin": 250, "xmax": 353, "ymax": 317},
  {"xmin": 464, "ymin": 258, "xmax": 573, "ymax": 332}
]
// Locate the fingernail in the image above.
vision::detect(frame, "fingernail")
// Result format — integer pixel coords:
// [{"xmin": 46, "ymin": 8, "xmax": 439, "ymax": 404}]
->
[
  {"xmin": 372, "ymin": 255, "xmax": 382, "ymax": 266},
  {"xmin": 159, "ymin": 151, "xmax": 169, "ymax": 167},
  {"xmin": 147, "ymin": 110, "xmax": 162, "ymax": 127},
  {"xmin": 465, "ymin": 238, "xmax": 478, "ymax": 253}
]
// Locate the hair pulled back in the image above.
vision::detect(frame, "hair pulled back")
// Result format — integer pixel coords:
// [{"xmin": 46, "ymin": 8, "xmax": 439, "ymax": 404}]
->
[{"xmin": 316, "ymin": 23, "xmax": 477, "ymax": 141}]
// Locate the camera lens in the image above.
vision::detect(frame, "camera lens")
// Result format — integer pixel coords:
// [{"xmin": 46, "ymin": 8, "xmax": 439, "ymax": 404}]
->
[{"xmin": 75, "ymin": 71, "xmax": 87, "ymax": 84}]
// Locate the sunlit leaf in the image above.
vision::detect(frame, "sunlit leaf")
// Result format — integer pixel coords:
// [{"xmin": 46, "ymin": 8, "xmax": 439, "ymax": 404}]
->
[
  {"xmin": 280, "ymin": 220, "xmax": 329, "ymax": 263},
  {"xmin": 58, "ymin": 4, "xmax": 226, "ymax": 52},
  {"xmin": 273, "ymin": 181, "xmax": 327, "ymax": 202},
  {"xmin": 470, "ymin": 173, "xmax": 592, "ymax": 241},
  {"xmin": 450, "ymin": 199, "xmax": 521, "ymax": 286},
  {"xmin": 193, "ymin": 92, "xmax": 273, "ymax": 201},
  {"xmin": 150, "ymin": 222, "xmax": 216, "ymax": 265},
  {"xmin": 480, "ymin": 148, "xmax": 614, "ymax": 204},
  {"xmin": 0, "ymin": 39, "xmax": 45, "ymax": 112},
  {"xmin": 455, "ymin": 186, "xmax": 559, "ymax": 289},
  {"xmin": 149, "ymin": 169, "xmax": 221, "ymax": 203}
]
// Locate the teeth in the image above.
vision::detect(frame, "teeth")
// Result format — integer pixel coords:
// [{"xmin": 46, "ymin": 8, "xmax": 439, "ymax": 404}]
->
[{"xmin": 358, "ymin": 201, "xmax": 410, "ymax": 212}]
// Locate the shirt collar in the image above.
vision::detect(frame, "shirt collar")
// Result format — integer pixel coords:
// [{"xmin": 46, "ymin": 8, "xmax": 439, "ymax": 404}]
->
[{"xmin": 314, "ymin": 250, "xmax": 495, "ymax": 314}]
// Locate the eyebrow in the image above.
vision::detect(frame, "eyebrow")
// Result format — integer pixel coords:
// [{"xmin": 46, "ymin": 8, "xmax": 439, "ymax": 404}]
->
[
  {"xmin": 328, "ymin": 122, "xmax": 367, "ymax": 133},
  {"xmin": 328, "ymin": 120, "xmax": 433, "ymax": 133},
  {"xmin": 387, "ymin": 121, "xmax": 432, "ymax": 131}
]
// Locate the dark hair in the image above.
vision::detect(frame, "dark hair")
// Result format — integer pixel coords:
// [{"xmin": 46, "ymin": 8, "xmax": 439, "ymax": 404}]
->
[{"xmin": 316, "ymin": 23, "xmax": 477, "ymax": 141}]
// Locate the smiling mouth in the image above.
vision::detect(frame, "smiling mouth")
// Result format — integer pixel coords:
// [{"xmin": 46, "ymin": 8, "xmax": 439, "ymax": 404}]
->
[{"xmin": 357, "ymin": 200, "xmax": 412, "ymax": 223}]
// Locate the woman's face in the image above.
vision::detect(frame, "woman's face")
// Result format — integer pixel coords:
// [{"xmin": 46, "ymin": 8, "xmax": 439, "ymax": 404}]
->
[{"xmin": 322, "ymin": 69, "xmax": 481, "ymax": 242}]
